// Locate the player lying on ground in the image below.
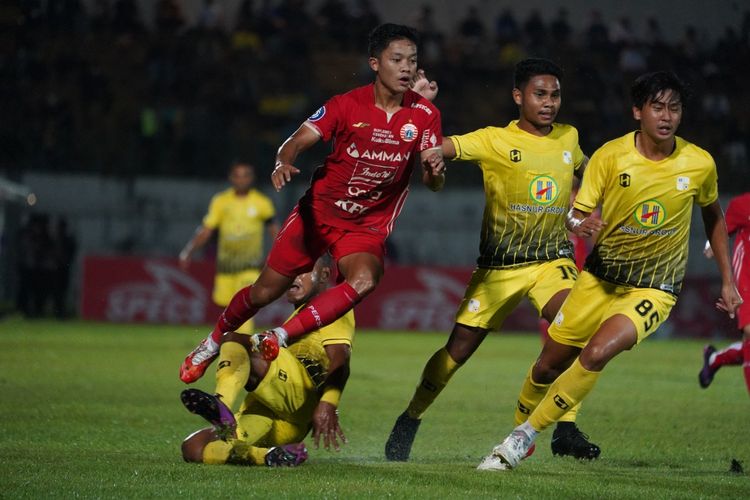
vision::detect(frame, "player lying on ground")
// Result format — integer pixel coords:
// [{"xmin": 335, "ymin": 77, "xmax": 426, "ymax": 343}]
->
[
  {"xmin": 179, "ymin": 22, "xmax": 444, "ymax": 384},
  {"xmin": 477, "ymin": 70, "xmax": 742, "ymax": 471},
  {"xmin": 386, "ymin": 59, "xmax": 603, "ymax": 464},
  {"xmin": 181, "ymin": 256, "xmax": 354, "ymax": 467}
]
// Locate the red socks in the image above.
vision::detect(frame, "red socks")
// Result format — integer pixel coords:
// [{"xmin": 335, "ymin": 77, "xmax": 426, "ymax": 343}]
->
[
  {"xmin": 209, "ymin": 286, "xmax": 259, "ymax": 343},
  {"xmin": 710, "ymin": 342, "xmax": 744, "ymax": 370},
  {"xmin": 282, "ymin": 282, "xmax": 361, "ymax": 338}
]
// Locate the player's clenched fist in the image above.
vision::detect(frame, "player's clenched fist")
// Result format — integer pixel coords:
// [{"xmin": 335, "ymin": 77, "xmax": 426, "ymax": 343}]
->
[{"xmin": 271, "ymin": 161, "xmax": 300, "ymax": 192}]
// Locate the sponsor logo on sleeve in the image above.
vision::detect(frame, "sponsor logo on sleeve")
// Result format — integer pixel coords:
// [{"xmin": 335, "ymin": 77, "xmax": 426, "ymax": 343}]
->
[{"xmin": 308, "ymin": 106, "xmax": 326, "ymax": 121}]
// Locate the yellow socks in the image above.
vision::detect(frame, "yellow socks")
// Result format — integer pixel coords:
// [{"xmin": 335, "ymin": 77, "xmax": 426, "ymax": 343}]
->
[
  {"xmin": 215, "ymin": 341, "xmax": 251, "ymax": 409},
  {"xmin": 514, "ymin": 365, "xmax": 550, "ymax": 425},
  {"xmin": 202, "ymin": 440, "xmax": 267, "ymax": 466},
  {"xmin": 529, "ymin": 358, "xmax": 600, "ymax": 432},
  {"xmin": 406, "ymin": 348, "xmax": 460, "ymax": 419}
]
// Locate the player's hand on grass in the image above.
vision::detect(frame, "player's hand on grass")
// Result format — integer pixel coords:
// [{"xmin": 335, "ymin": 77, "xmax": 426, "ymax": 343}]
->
[
  {"xmin": 411, "ymin": 69, "xmax": 439, "ymax": 102},
  {"xmin": 312, "ymin": 401, "xmax": 347, "ymax": 451},
  {"xmin": 716, "ymin": 282, "xmax": 743, "ymax": 319},
  {"xmin": 271, "ymin": 161, "xmax": 300, "ymax": 192}
]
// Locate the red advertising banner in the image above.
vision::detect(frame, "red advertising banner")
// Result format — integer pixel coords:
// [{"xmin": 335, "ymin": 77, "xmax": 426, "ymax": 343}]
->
[{"xmin": 81, "ymin": 255, "xmax": 731, "ymax": 338}]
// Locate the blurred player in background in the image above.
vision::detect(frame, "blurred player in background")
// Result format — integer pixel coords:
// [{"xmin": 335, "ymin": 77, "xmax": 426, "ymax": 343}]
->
[
  {"xmin": 180, "ymin": 255, "xmax": 354, "ymax": 467},
  {"xmin": 480, "ymin": 71, "xmax": 742, "ymax": 471},
  {"xmin": 699, "ymin": 192, "xmax": 750, "ymax": 394},
  {"xmin": 179, "ymin": 161, "xmax": 278, "ymax": 342},
  {"xmin": 179, "ymin": 23, "xmax": 444, "ymax": 384},
  {"xmin": 386, "ymin": 59, "xmax": 603, "ymax": 463}
]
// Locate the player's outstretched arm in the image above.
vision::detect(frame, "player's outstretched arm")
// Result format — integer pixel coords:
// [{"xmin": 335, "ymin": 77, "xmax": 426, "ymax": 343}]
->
[
  {"xmin": 312, "ymin": 344, "xmax": 351, "ymax": 451},
  {"xmin": 179, "ymin": 225, "xmax": 214, "ymax": 271},
  {"xmin": 272, "ymin": 125, "xmax": 321, "ymax": 192},
  {"xmin": 701, "ymin": 201, "xmax": 743, "ymax": 318}
]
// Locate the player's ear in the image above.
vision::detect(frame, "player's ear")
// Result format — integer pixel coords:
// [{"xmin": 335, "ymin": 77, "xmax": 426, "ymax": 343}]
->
[
  {"xmin": 369, "ymin": 56, "xmax": 379, "ymax": 72},
  {"xmin": 512, "ymin": 88, "xmax": 522, "ymax": 106},
  {"xmin": 632, "ymin": 106, "xmax": 641, "ymax": 121},
  {"xmin": 319, "ymin": 266, "xmax": 331, "ymax": 283}
]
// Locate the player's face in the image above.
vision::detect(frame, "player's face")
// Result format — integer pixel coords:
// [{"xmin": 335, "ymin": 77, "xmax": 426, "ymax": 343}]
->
[
  {"xmin": 633, "ymin": 89, "xmax": 682, "ymax": 143},
  {"xmin": 286, "ymin": 264, "xmax": 330, "ymax": 306},
  {"xmin": 230, "ymin": 165, "xmax": 254, "ymax": 193},
  {"xmin": 514, "ymin": 75, "xmax": 561, "ymax": 134},
  {"xmin": 370, "ymin": 39, "xmax": 418, "ymax": 95}
]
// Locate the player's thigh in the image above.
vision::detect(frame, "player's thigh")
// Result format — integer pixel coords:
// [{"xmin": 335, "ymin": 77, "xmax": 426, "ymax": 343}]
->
[
  {"xmin": 527, "ymin": 258, "xmax": 578, "ymax": 316},
  {"xmin": 250, "ymin": 349, "xmax": 319, "ymax": 422},
  {"xmin": 329, "ymin": 230, "xmax": 386, "ymax": 270},
  {"xmin": 548, "ymin": 271, "xmax": 615, "ymax": 348},
  {"xmin": 605, "ymin": 286, "xmax": 676, "ymax": 344},
  {"xmin": 455, "ymin": 266, "xmax": 531, "ymax": 330},
  {"xmin": 236, "ymin": 396, "xmax": 275, "ymax": 444},
  {"xmin": 266, "ymin": 208, "xmax": 325, "ymax": 277}
]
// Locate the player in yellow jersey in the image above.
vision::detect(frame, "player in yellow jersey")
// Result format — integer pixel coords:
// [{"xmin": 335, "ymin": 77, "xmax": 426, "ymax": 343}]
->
[
  {"xmin": 180, "ymin": 255, "xmax": 354, "ymax": 466},
  {"xmin": 179, "ymin": 161, "xmax": 279, "ymax": 383},
  {"xmin": 386, "ymin": 59, "xmax": 605, "ymax": 462},
  {"xmin": 480, "ymin": 71, "xmax": 743, "ymax": 471}
]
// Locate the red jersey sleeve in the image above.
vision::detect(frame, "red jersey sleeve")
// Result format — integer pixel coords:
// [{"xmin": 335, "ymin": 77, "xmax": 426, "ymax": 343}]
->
[{"xmin": 304, "ymin": 95, "xmax": 344, "ymax": 142}]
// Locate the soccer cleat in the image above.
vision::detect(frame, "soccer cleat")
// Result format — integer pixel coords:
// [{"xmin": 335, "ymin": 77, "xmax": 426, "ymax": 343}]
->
[
  {"xmin": 699, "ymin": 344, "xmax": 717, "ymax": 388},
  {"xmin": 180, "ymin": 388, "xmax": 236, "ymax": 439},
  {"xmin": 550, "ymin": 424, "xmax": 601, "ymax": 460},
  {"xmin": 384, "ymin": 411, "xmax": 421, "ymax": 461},
  {"xmin": 264, "ymin": 443, "xmax": 308, "ymax": 467},
  {"xmin": 478, "ymin": 429, "xmax": 533, "ymax": 470},
  {"xmin": 250, "ymin": 329, "xmax": 287, "ymax": 362},
  {"xmin": 180, "ymin": 338, "xmax": 219, "ymax": 384}
]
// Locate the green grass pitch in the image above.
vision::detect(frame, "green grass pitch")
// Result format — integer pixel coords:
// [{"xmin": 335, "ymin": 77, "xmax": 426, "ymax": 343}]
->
[{"xmin": 1, "ymin": 318, "xmax": 748, "ymax": 498}]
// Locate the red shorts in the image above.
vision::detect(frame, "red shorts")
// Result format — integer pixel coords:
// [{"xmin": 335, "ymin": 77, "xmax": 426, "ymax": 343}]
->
[
  {"xmin": 737, "ymin": 267, "xmax": 750, "ymax": 330},
  {"xmin": 266, "ymin": 206, "xmax": 386, "ymax": 277}
]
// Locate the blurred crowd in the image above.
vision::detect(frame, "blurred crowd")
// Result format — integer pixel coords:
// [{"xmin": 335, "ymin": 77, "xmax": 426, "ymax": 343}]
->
[{"xmin": 3, "ymin": 0, "xmax": 749, "ymax": 191}]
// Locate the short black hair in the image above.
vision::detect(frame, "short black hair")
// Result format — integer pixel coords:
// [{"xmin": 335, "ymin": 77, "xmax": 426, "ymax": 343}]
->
[
  {"xmin": 367, "ymin": 23, "xmax": 419, "ymax": 58},
  {"xmin": 513, "ymin": 58, "xmax": 563, "ymax": 89},
  {"xmin": 631, "ymin": 71, "xmax": 689, "ymax": 108}
]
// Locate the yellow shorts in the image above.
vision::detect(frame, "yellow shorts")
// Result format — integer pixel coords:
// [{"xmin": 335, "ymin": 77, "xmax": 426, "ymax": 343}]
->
[
  {"xmin": 213, "ymin": 268, "xmax": 261, "ymax": 306},
  {"xmin": 548, "ymin": 271, "xmax": 677, "ymax": 348},
  {"xmin": 455, "ymin": 258, "xmax": 578, "ymax": 330},
  {"xmin": 235, "ymin": 348, "xmax": 318, "ymax": 446}
]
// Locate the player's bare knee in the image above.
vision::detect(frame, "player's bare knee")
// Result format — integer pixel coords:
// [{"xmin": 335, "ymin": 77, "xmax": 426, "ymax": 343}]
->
[
  {"xmin": 182, "ymin": 432, "xmax": 208, "ymax": 463},
  {"xmin": 347, "ymin": 273, "xmax": 380, "ymax": 297},
  {"xmin": 533, "ymin": 362, "xmax": 563, "ymax": 384}
]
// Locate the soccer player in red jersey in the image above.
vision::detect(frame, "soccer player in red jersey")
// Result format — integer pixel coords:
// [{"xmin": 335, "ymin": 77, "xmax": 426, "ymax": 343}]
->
[
  {"xmin": 180, "ymin": 23, "xmax": 445, "ymax": 383},
  {"xmin": 699, "ymin": 192, "xmax": 750, "ymax": 394}
]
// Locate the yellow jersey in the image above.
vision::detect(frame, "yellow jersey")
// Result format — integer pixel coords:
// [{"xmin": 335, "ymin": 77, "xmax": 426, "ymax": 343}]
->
[
  {"xmin": 574, "ymin": 131, "xmax": 718, "ymax": 295},
  {"xmin": 450, "ymin": 120, "xmax": 585, "ymax": 267},
  {"xmin": 203, "ymin": 188, "xmax": 275, "ymax": 273},
  {"xmin": 286, "ymin": 308, "xmax": 355, "ymax": 391}
]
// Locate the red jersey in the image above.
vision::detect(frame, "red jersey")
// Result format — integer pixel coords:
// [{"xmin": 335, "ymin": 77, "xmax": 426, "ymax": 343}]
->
[
  {"xmin": 299, "ymin": 84, "xmax": 442, "ymax": 235},
  {"xmin": 727, "ymin": 193, "xmax": 750, "ymax": 290}
]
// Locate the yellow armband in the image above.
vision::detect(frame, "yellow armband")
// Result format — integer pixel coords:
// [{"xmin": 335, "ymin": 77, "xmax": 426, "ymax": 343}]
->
[{"xmin": 320, "ymin": 387, "xmax": 342, "ymax": 407}]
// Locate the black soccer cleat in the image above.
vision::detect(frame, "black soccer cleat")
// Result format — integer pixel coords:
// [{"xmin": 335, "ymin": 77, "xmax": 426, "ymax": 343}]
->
[
  {"xmin": 550, "ymin": 423, "xmax": 601, "ymax": 460},
  {"xmin": 385, "ymin": 411, "xmax": 421, "ymax": 461},
  {"xmin": 698, "ymin": 344, "xmax": 717, "ymax": 388}
]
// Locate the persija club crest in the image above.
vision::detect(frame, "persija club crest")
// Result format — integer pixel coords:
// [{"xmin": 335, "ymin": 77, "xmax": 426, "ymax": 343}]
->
[
  {"xmin": 400, "ymin": 123, "xmax": 418, "ymax": 142},
  {"xmin": 529, "ymin": 175, "xmax": 559, "ymax": 206},
  {"xmin": 633, "ymin": 200, "xmax": 667, "ymax": 228}
]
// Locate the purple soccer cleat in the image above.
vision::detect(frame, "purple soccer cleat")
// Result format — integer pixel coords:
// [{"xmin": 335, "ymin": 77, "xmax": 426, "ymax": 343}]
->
[
  {"xmin": 264, "ymin": 443, "xmax": 308, "ymax": 467},
  {"xmin": 180, "ymin": 388, "xmax": 237, "ymax": 439}
]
